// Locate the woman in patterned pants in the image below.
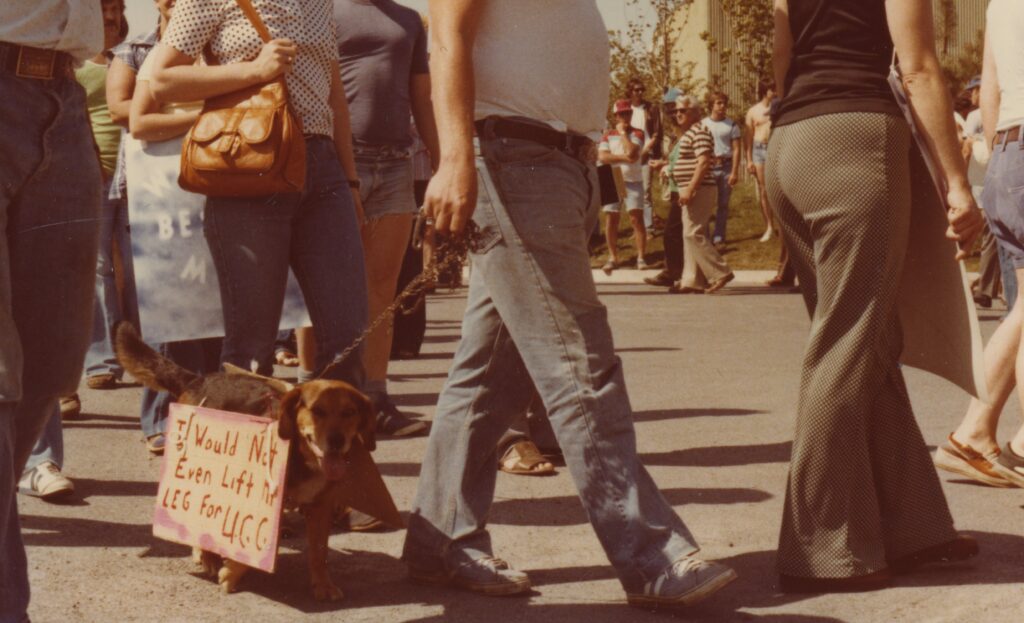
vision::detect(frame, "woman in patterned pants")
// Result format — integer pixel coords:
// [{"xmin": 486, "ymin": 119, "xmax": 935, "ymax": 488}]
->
[{"xmin": 768, "ymin": 0, "xmax": 985, "ymax": 592}]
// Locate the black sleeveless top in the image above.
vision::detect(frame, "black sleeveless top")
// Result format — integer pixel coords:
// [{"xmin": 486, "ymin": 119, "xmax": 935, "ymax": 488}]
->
[{"xmin": 773, "ymin": 0, "xmax": 902, "ymax": 128}]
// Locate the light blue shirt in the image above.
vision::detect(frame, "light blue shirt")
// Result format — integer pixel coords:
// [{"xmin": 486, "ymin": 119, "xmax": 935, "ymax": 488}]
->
[{"xmin": 702, "ymin": 117, "xmax": 741, "ymax": 158}]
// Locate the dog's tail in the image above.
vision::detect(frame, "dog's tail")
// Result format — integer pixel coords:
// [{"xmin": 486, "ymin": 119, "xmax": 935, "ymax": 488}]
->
[{"xmin": 113, "ymin": 322, "xmax": 198, "ymax": 397}]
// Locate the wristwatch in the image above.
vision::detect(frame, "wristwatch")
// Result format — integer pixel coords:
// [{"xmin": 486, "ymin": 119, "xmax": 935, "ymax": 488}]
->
[{"xmin": 348, "ymin": 178, "xmax": 361, "ymax": 190}]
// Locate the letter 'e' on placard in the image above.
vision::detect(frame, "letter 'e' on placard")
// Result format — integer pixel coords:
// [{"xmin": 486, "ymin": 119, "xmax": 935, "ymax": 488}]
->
[{"xmin": 153, "ymin": 404, "xmax": 290, "ymax": 573}]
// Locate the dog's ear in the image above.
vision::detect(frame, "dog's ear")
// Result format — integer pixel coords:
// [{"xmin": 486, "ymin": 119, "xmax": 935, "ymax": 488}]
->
[
  {"xmin": 277, "ymin": 387, "xmax": 303, "ymax": 441},
  {"xmin": 356, "ymin": 392, "xmax": 376, "ymax": 452}
]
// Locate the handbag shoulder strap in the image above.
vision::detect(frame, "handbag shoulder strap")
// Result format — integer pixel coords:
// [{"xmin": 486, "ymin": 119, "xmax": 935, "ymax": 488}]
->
[{"xmin": 235, "ymin": 0, "xmax": 273, "ymax": 43}]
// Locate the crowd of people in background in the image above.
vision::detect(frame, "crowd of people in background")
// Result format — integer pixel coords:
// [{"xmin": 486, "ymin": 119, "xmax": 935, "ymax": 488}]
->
[{"xmin": 4, "ymin": 0, "xmax": 1024, "ymax": 620}]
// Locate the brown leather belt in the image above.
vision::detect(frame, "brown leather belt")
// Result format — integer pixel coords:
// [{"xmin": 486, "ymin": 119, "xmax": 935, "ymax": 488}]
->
[
  {"xmin": 475, "ymin": 117, "xmax": 596, "ymax": 163},
  {"xmin": 995, "ymin": 125, "xmax": 1022, "ymax": 146},
  {"xmin": 0, "ymin": 42, "xmax": 74, "ymax": 79}
]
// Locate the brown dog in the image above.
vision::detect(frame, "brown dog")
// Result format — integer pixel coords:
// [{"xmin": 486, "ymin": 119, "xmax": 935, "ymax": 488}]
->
[{"xmin": 114, "ymin": 322, "xmax": 376, "ymax": 600}]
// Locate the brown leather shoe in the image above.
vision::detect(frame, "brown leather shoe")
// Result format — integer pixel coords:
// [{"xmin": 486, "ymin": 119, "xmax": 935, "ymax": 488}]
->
[
  {"xmin": 889, "ymin": 535, "xmax": 979, "ymax": 573},
  {"xmin": 705, "ymin": 272, "xmax": 735, "ymax": 294},
  {"xmin": 933, "ymin": 434, "xmax": 1014, "ymax": 488},
  {"xmin": 86, "ymin": 373, "xmax": 118, "ymax": 390},
  {"xmin": 779, "ymin": 568, "xmax": 892, "ymax": 593}
]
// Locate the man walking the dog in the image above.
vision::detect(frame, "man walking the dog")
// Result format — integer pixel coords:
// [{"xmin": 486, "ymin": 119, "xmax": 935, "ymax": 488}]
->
[{"xmin": 401, "ymin": 0, "xmax": 736, "ymax": 610}]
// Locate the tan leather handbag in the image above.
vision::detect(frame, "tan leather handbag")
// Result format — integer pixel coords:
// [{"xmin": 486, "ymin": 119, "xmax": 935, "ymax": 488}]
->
[{"xmin": 178, "ymin": 0, "xmax": 305, "ymax": 197}]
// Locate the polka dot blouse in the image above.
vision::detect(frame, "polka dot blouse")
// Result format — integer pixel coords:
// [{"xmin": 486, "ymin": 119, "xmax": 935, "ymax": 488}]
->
[{"xmin": 163, "ymin": 0, "xmax": 337, "ymax": 137}]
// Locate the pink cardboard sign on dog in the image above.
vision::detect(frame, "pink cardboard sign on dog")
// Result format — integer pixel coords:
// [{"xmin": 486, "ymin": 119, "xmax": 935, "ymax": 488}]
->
[{"xmin": 153, "ymin": 403, "xmax": 290, "ymax": 573}]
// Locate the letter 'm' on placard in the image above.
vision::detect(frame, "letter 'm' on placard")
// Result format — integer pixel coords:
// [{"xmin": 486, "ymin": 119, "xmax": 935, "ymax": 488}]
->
[{"xmin": 153, "ymin": 404, "xmax": 290, "ymax": 573}]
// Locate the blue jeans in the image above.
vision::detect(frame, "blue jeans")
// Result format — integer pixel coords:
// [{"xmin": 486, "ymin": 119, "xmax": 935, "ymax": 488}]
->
[
  {"xmin": 641, "ymin": 163, "xmax": 654, "ymax": 229},
  {"xmin": 83, "ymin": 178, "xmax": 137, "ymax": 379},
  {"xmin": 23, "ymin": 404, "xmax": 62, "ymax": 473},
  {"xmin": 203, "ymin": 136, "xmax": 367, "ymax": 386},
  {"xmin": 402, "ymin": 125, "xmax": 698, "ymax": 593},
  {"xmin": 354, "ymin": 144, "xmax": 416, "ymax": 220},
  {"xmin": 0, "ymin": 70, "xmax": 102, "ymax": 623},
  {"xmin": 710, "ymin": 162, "xmax": 733, "ymax": 242}
]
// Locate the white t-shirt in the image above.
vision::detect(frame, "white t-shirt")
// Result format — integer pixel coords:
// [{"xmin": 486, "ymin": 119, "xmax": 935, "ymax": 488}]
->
[
  {"xmin": 473, "ymin": 0, "xmax": 609, "ymax": 139},
  {"xmin": 988, "ymin": 0, "xmax": 1024, "ymax": 131},
  {"xmin": 599, "ymin": 127, "xmax": 644, "ymax": 182},
  {"xmin": 0, "ymin": 0, "xmax": 103, "ymax": 63}
]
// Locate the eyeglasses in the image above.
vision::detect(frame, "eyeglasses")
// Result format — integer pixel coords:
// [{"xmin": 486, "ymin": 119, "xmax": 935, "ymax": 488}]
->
[{"xmin": 673, "ymin": 109, "xmax": 689, "ymax": 116}]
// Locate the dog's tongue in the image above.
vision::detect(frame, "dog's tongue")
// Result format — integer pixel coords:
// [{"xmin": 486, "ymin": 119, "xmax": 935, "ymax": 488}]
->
[{"xmin": 321, "ymin": 454, "xmax": 347, "ymax": 481}]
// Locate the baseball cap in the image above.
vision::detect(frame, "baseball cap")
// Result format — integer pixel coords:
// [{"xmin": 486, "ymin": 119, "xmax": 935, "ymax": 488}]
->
[
  {"xmin": 613, "ymin": 99, "xmax": 632, "ymax": 114},
  {"xmin": 966, "ymin": 75, "xmax": 981, "ymax": 91},
  {"xmin": 662, "ymin": 87, "xmax": 682, "ymax": 104}
]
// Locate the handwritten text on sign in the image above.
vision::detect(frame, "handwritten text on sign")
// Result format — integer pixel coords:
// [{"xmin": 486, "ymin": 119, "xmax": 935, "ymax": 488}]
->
[{"xmin": 153, "ymin": 403, "xmax": 290, "ymax": 573}]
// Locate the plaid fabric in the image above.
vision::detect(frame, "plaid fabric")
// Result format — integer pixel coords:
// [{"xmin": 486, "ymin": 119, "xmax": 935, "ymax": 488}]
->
[{"xmin": 109, "ymin": 26, "xmax": 159, "ymax": 200}]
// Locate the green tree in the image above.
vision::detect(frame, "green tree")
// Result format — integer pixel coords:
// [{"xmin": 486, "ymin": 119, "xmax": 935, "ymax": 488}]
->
[{"xmin": 608, "ymin": 0, "xmax": 700, "ymax": 115}]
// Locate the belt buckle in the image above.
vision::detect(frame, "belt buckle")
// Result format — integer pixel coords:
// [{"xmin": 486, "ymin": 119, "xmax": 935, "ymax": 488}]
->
[{"xmin": 15, "ymin": 47, "xmax": 57, "ymax": 79}]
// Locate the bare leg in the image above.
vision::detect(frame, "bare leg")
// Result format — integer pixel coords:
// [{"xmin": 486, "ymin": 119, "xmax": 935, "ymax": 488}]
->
[
  {"xmin": 755, "ymin": 163, "xmax": 774, "ymax": 240},
  {"xmin": 604, "ymin": 211, "xmax": 620, "ymax": 263},
  {"xmin": 296, "ymin": 327, "xmax": 317, "ymax": 374},
  {"xmin": 362, "ymin": 214, "xmax": 416, "ymax": 391},
  {"xmin": 953, "ymin": 275, "xmax": 1024, "ymax": 455},
  {"xmin": 628, "ymin": 210, "xmax": 647, "ymax": 263}
]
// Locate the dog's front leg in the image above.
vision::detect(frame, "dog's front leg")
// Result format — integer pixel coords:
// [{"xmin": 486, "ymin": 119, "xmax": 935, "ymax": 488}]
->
[
  {"xmin": 305, "ymin": 502, "xmax": 343, "ymax": 601},
  {"xmin": 218, "ymin": 558, "xmax": 249, "ymax": 594}
]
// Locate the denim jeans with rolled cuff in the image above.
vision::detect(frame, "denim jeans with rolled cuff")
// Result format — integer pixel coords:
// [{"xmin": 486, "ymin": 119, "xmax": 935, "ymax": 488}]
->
[
  {"xmin": 402, "ymin": 119, "xmax": 699, "ymax": 593},
  {"xmin": 0, "ymin": 70, "xmax": 102, "ymax": 623},
  {"xmin": 202, "ymin": 136, "xmax": 368, "ymax": 387}
]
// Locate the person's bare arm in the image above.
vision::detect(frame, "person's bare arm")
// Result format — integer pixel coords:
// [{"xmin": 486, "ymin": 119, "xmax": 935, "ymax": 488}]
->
[
  {"xmin": 148, "ymin": 39, "xmax": 295, "ymax": 103},
  {"xmin": 773, "ymin": 0, "xmax": 792, "ymax": 99},
  {"xmin": 410, "ymin": 72, "xmax": 441, "ymax": 171},
  {"xmin": 128, "ymin": 79, "xmax": 199, "ymax": 141},
  {"xmin": 106, "ymin": 57, "xmax": 136, "ymax": 127},
  {"xmin": 329, "ymin": 59, "xmax": 365, "ymax": 225},
  {"xmin": 728, "ymin": 135, "xmax": 741, "ymax": 184},
  {"xmin": 980, "ymin": 30, "xmax": 1000, "ymax": 149},
  {"xmin": 886, "ymin": 0, "xmax": 984, "ymax": 257},
  {"xmin": 424, "ymin": 0, "xmax": 484, "ymax": 234}
]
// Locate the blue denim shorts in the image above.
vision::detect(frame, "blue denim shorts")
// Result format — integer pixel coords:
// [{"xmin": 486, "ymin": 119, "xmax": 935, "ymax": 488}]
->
[
  {"xmin": 354, "ymin": 144, "xmax": 416, "ymax": 220},
  {"xmin": 982, "ymin": 132, "xmax": 1024, "ymax": 269},
  {"xmin": 602, "ymin": 180, "xmax": 644, "ymax": 213},
  {"xmin": 752, "ymin": 141, "xmax": 768, "ymax": 166}
]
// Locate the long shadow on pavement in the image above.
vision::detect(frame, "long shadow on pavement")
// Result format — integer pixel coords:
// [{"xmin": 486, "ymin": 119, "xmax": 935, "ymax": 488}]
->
[
  {"xmin": 641, "ymin": 441, "xmax": 792, "ymax": 467},
  {"xmin": 489, "ymin": 486, "xmax": 773, "ymax": 527},
  {"xmin": 634, "ymin": 407, "xmax": 764, "ymax": 422}
]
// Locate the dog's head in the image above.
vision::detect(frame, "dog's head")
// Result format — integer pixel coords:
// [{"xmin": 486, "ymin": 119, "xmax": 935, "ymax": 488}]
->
[{"xmin": 277, "ymin": 380, "xmax": 376, "ymax": 481}]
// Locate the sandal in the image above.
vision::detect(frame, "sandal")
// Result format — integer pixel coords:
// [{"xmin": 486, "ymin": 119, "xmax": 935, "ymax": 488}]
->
[
  {"xmin": 499, "ymin": 441, "xmax": 555, "ymax": 476},
  {"xmin": 601, "ymin": 260, "xmax": 616, "ymax": 276},
  {"xmin": 275, "ymin": 350, "xmax": 300, "ymax": 367}
]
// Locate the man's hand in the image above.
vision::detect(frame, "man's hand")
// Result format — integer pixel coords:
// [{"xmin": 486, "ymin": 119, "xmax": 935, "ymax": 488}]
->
[
  {"xmin": 351, "ymin": 191, "xmax": 366, "ymax": 228},
  {"xmin": 250, "ymin": 39, "xmax": 297, "ymax": 82},
  {"xmin": 728, "ymin": 172, "xmax": 739, "ymax": 187},
  {"xmin": 746, "ymin": 162, "xmax": 756, "ymax": 175},
  {"xmin": 945, "ymin": 185, "xmax": 985, "ymax": 260},
  {"xmin": 678, "ymin": 186, "xmax": 693, "ymax": 205},
  {"xmin": 424, "ymin": 160, "xmax": 477, "ymax": 235}
]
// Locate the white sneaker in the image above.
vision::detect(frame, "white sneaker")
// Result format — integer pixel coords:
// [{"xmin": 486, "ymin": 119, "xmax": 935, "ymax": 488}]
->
[
  {"xmin": 19, "ymin": 461, "xmax": 74, "ymax": 500},
  {"xmin": 636, "ymin": 258, "xmax": 648, "ymax": 271}
]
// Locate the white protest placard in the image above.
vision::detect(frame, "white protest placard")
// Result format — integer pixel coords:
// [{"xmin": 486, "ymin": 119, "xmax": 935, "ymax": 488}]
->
[
  {"xmin": 153, "ymin": 403, "xmax": 290, "ymax": 573},
  {"xmin": 124, "ymin": 135, "xmax": 311, "ymax": 344}
]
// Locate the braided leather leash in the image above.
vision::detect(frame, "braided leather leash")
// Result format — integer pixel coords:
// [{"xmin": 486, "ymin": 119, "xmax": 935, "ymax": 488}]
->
[{"xmin": 315, "ymin": 214, "xmax": 480, "ymax": 380}]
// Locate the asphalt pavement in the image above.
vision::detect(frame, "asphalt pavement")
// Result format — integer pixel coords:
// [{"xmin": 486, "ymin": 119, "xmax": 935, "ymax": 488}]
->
[{"xmin": 20, "ymin": 274, "xmax": 1024, "ymax": 622}]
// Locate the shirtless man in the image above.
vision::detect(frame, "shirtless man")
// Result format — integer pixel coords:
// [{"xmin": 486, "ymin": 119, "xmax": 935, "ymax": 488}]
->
[{"xmin": 745, "ymin": 78, "xmax": 776, "ymax": 242}]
